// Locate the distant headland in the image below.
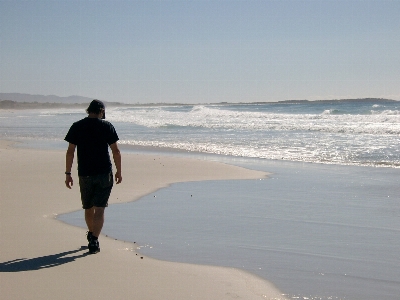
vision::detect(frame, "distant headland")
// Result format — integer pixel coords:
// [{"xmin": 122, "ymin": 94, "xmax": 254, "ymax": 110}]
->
[
  {"xmin": 0, "ymin": 93, "xmax": 126, "ymax": 109},
  {"xmin": 0, "ymin": 93, "xmax": 398, "ymax": 109}
]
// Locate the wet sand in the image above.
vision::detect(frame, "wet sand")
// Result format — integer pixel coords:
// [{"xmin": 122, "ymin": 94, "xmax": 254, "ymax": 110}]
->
[{"xmin": 0, "ymin": 140, "xmax": 287, "ymax": 300}]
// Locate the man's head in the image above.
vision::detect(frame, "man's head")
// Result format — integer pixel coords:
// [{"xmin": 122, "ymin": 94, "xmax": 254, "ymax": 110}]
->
[{"xmin": 86, "ymin": 100, "xmax": 106, "ymax": 119}]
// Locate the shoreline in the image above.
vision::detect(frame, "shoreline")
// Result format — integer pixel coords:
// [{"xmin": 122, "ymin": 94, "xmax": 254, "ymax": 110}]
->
[{"xmin": 0, "ymin": 139, "xmax": 287, "ymax": 300}]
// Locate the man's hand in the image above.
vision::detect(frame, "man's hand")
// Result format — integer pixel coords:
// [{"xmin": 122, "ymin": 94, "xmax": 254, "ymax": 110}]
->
[
  {"xmin": 115, "ymin": 171, "xmax": 122, "ymax": 184},
  {"xmin": 65, "ymin": 175, "xmax": 73, "ymax": 189},
  {"xmin": 65, "ymin": 143, "xmax": 76, "ymax": 189},
  {"xmin": 110, "ymin": 142, "xmax": 122, "ymax": 184}
]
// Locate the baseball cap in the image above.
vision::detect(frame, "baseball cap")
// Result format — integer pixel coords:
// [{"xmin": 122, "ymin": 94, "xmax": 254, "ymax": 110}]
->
[{"xmin": 87, "ymin": 99, "xmax": 106, "ymax": 119}]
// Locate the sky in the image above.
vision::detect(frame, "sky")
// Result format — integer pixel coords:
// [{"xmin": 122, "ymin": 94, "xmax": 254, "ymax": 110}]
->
[{"xmin": 1, "ymin": 0, "xmax": 400, "ymax": 104}]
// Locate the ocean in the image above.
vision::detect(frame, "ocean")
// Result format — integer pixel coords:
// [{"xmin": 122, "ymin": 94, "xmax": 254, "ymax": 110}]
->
[
  {"xmin": 1, "ymin": 99, "xmax": 399, "ymax": 299},
  {"xmin": 1, "ymin": 99, "xmax": 399, "ymax": 167}
]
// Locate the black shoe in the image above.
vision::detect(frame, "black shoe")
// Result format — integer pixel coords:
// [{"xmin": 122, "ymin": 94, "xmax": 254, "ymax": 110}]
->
[
  {"xmin": 88, "ymin": 238, "xmax": 100, "ymax": 254},
  {"xmin": 86, "ymin": 231, "xmax": 94, "ymax": 243}
]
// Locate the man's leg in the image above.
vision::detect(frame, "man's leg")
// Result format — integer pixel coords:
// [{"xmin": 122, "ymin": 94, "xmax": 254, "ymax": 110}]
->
[
  {"xmin": 85, "ymin": 206, "xmax": 105, "ymax": 238},
  {"xmin": 92, "ymin": 207, "xmax": 105, "ymax": 237},
  {"xmin": 85, "ymin": 207, "xmax": 95, "ymax": 233},
  {"xmin": 85, "ymin": 206, "xmax": 105, "ymax": 254}
]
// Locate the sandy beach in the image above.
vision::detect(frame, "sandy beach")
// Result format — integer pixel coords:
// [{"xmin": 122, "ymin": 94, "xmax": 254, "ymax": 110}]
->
[{"xmin": 0, "ymin": 140, "xmax": 287, "ymax": 300}]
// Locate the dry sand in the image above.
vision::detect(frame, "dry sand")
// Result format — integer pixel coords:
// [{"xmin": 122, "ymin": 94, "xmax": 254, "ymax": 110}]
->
[{"xmin": 0, "ymin": 140, "xmax": 287, "ymax": 299}]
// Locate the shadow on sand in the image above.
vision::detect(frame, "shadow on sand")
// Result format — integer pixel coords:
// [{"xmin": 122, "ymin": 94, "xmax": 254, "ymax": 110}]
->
[{"xmin": 0, "ymin": 247, "xmax": 90, "ymax": 272}]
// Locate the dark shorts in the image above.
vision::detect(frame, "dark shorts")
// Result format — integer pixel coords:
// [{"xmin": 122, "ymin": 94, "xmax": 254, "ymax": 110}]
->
[{"xmin": 79, "ymin": 172, "xmax": 113, "ymax": 209}]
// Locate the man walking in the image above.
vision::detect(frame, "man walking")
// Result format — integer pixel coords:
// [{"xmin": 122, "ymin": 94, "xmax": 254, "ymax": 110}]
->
[{"xmin": 64, "ymin": 100, "xmax": 122, "ymax": 254}]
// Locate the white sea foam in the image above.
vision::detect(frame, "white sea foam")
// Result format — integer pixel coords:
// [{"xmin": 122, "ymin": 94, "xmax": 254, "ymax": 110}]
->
[
  {"xmin": 119, "ymin": 137, "xmax": 400, "ymax": 168},
  {"xmin": 108, "ymin": 105, "xmax": 400, "ymax": 135},
  {"xmin": 371, "ymin": 109, "xmax": 400, "ymax": 115},
  {"xmin": 105, "ymin": 103, "xmax": 400, "ymax": 167}
]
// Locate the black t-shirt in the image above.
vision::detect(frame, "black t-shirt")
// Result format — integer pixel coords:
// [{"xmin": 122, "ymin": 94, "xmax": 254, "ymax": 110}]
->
[{"xmin": 65, "ymin": 117, "xmax": 119, "ymax": 176}]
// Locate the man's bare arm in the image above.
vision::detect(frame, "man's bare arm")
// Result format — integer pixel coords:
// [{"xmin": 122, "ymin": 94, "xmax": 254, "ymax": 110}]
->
[
  {"xmin": 65, "ymin": 143, "xmax": 76, "ymax": 189},
  {"xmin": 110, "ymin": 142, "xmax": 122, "ymax": 184}
]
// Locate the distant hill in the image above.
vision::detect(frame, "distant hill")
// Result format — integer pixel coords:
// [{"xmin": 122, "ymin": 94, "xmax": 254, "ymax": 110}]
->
[
  {"xmin": 0, "ymin": 93, "xmax": 95, "ymax": 104},
  {"xmin": 0, "ymin": 93, "xmax": 132, "ymax": 109},
  {"xmin": 0, "ymin": 100, "xmax": 89, "ymax": 109}
]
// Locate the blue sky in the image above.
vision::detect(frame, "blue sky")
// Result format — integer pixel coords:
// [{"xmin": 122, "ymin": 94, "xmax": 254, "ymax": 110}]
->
[{"xmin": 1, "ymin": 0, "xmax": 399, "ymax": 104}]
